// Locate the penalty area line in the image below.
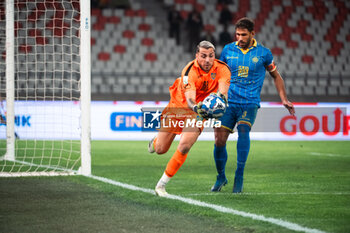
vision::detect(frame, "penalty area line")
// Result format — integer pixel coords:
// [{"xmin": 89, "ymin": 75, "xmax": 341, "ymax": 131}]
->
[{"xmin": 88, "ymin": 174, "xmax": 326, "ymax": 233}]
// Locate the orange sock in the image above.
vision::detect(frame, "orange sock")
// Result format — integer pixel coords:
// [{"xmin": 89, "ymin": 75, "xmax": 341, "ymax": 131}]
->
[{"xmin": 165, "ymin": 149, "xmax": 188, "ymax": 177}]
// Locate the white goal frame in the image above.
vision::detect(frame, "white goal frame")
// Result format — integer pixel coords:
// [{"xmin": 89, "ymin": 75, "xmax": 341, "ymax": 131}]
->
[{"xmin": 2, "ymin": 0, "xmax": 91, "ymax": 176}]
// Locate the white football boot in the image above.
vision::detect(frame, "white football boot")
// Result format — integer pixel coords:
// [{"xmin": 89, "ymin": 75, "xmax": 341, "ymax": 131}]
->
[
  {"xmin": 155, "ymin": 173, "xmax": 171, "ymax": 197},
  {"xmin": 155, "ymin": 185, "xmax": 169, "ymax": 197},
  {"xmin": 148, "ymin": 136, "xmax": 156, "ymax": 153}
]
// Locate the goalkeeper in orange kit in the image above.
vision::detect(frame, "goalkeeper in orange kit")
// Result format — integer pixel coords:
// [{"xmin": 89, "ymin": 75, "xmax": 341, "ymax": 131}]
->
[{"xmin": 148, "ymin": 41, "xmax": 231, "ymax": 197}]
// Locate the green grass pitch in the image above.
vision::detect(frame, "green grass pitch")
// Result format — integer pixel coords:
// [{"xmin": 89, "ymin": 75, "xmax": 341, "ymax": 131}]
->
[{"xmin": 1, "ymin": 140, "xmax": 350, "ymax": 232}]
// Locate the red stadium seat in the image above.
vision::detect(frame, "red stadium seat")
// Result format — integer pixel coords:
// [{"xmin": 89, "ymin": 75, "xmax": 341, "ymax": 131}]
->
[
  {"xmin": 91, "ymin": 38, "xmax": 96, "ymax": 46},
  {"xmin": 114, "ymin": 45, "xmax": 126, "ymax": 54},
  {"xmin": 175, "ymin": 0, "xmax": 185, "ymax": 4},
  {"xmin": 28, "ymin": 9, "xmax": 45, "ymax": 22},
  {"xmin": 141, "ymin": 38, "xmax": 154, "ymax": 47},
  {"xmin": 346, "ymin": 35, "xmax": 350, "ymax": 42},
  {"xmin": 125, "ymin": 9, "xmax": 136, "ymax": 17},
  {"xmin": 144, "ymin": 53, "xmax": 157, "ymax": 62},
  {"xmin": 108, "ymin": 16, "xmax": 121, "ymax": 24},
  {"xmin": 301, "ymin": 55, "xmax": 314, "ymax": 64},
  {"xmin": 286, "ymin": 40, "xmax": 298, "ymax": 49},
  {"xmin": 28, "ymin": 29, "xmax": 42, "ymax": 37},
  {"xmin": 93, "ymin": 23, "xmax": 105, "ymax": 31},
  {"xmin": 98, "ymin": 52, "xmax": 111, "ymax": 61},
  {"xmin": 91, "ymin": 9, "xmax": 102, "ymax": 16},
  {"xmin": 136, "ymin": 9, "xmax": 147, "ymax": 17},
  {"xmin": 122, "ymin": 30, "xmax": 135, "ymax": 39},
  {"xmin": 14, "ymin": 21, "xmax": 22, "ymax": 37},
  {"xmin": 301, "ymin": 34, "xmax": 313, "ymax": 41},
  {"xmin": 138, "ymin": 23, "xmax": 151, "ymax": 31},
  {"xmin": 254, "ymin": 0, "xmax": 273, "ymax": 33},
  {"xmin": 72, "ymin": 1, "xmax": 80, "ymax": 11},
  {"xmin": 271, "ymin": 47, "xmax": 283, "ymax": 56},
  {"xmin": 307, "ymin": 0, "xmax": 327, "ymax": 20},
  {"xmin": 15, "ymin": 2, "xmax": 26, "ymax": 10},
  {"xmin": 19, "ymin": 44, "xmax": 32, "ymax": 53},
  {"xmin": 234, "ymin": 0, "xmax": 250, "ymax": 21},
  {"xmin": 324, "ymin": 0, "xmax": 348, "ymax": 56},
  {"xmin": 36, "ymin": 37, "xmax": 48, "ymax": 45},
  {"xmin": 84, "ymin": 0, "xmax": 350, "ymax": 98}
]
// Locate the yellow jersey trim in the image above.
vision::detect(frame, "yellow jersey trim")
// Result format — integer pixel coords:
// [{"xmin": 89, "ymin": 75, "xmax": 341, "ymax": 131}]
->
[
  {"xmin": 221, "ymin": 125, "xmax": 234, "ymax": 133},
  {"xmin": 237, "ymin": 120, "xmax": 252, "ymax": 127},
  {"xmin": 235, "ymin": 39, "xmax": 257, "ymax": 55}
]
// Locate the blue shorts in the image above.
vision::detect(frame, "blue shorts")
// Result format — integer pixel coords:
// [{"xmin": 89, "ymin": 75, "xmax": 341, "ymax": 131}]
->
[{"xmin": 220, "ymin": 103, "xmax": 259, "ymax": 133}]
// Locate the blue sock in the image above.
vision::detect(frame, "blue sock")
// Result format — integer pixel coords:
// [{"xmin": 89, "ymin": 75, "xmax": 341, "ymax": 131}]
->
[
  {"xmin": 235, "ymin": 124, "xmax": 251, "ymax": 178},
  {"xmin": 214, "ymin": 144, "xmax": 227, "ymax": 180}
]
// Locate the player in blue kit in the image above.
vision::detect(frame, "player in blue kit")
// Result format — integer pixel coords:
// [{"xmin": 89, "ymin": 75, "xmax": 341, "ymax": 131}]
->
[{"xmin": 211, "ymin": 17, "xmax": 295, "ymax": 193}]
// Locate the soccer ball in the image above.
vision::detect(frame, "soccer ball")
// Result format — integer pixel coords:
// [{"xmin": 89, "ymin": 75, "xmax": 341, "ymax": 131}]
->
[{"xmin": 201, "ymin": 93, "xmax": 226, "ymax": 119}]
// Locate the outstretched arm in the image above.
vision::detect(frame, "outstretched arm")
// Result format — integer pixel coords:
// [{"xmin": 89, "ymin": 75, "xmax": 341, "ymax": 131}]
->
[
  {"xmin": 270, "ymin": 70, "xmax": 295, "ymax": 115},
  {"xmin": 217, "ymin": 81, "xmax": 229, "ymax": 102},
  {"xmin": 184, "ymin": 90, "xmax": 197, "ymax": 110},
  {"xmin": 185, "ymin": 90, "xmax": 209, "ymax": 119}
]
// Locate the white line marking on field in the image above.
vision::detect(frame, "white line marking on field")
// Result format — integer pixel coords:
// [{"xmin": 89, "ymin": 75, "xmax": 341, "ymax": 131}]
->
[
  {"xmin": 185, "ymin": 192, "xmax": 350, "ymax": 196},
  {"xmin": 0, "ymin": 160, "xmax": 328, "ymax": 233},
  {"xmin": 309, "ymin": 152, "xmax": 348, "ymax": 157},
  {"xmin": 88, "ymin": 174, "xmax": 327, "ymax": 233}
]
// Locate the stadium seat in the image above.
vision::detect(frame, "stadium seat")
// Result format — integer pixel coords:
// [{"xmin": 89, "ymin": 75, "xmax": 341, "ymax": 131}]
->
[
  {"xmin": 314, "ymin": 86, "xmax": 326, "ymax": 96},
  {"xmin": 327, "ymin": 86, "xmax": 339, "ymax": 96},
  {"xmin": 303, "ymin": 86, "xmax": 314, "ymax": 96},
  {"xmin": 339, "ymin": 86, "xmax": 350, "ymax": 96},
  {"xmin": 114, "ymin": 45, "xmax": 127, "ymax": 54},
  {"xmin": 75, "ymin": 0, "xmax": 350, "ymax": 99},
  {"xmin": 291, "ymin": 86, "xmax": 303, "ymax": 96},
  {"xmin": 122, "ymin": 30, "xmax": 135, "ymax": 39},
  {"xmin": 144, "ymin": 52, "xmax": 157, "ymax": 62},
  {"xmin": 98, "ymin": 52, "xmax": 111, "ymax": 61},
  {"xmin": 141, "ymin": 38, "xmax": 154, "ymax": 47}
]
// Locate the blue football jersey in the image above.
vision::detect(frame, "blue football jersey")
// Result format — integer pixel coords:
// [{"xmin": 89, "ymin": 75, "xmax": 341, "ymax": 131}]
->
[{"xmin": 220, "ymin": 39, "xmax": 276, "ymax": 106}]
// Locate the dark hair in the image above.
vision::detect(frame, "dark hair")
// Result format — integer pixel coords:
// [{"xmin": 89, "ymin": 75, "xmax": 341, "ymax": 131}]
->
[{"xmin": 235, "ymin": 17, "xmax": 255, "ymax": 32}]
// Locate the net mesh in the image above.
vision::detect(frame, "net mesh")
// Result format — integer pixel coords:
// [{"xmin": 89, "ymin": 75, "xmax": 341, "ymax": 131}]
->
[{"xmin": 0, "ymin": 0, "xmax": 82, "ymax": 174}]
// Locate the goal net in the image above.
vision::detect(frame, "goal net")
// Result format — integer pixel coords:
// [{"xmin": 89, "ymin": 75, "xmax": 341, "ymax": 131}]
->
[{"xmin": 0, "ymin": 0, "xmax": 91, "ymax": 176}]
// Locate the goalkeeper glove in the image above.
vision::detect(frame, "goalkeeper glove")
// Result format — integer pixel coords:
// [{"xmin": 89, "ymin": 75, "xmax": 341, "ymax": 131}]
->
[
  {"xmin": 193, "ymin": 102, "xmax": 209, "ymax": 119},
  {"xmin": 215, "ymin": 91, "xmax": 228, "ymax": 107},
  {"xmin": 216, "ymin": 91, "xmax": 228, "ymax": 106}
]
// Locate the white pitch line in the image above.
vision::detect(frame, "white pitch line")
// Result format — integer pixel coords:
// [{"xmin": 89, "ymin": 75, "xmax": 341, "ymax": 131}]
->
[
  {"xmin": 185, "ymin": 192, "xmax": 350, "ymax": 196},
  {"xmin": 88, "ymin": 174, "xmax": 327, "ymax": 233},
  {"xmin": 309, "ymin": 152, "xmax": 348, "ymax": 157},
  {"xmin": 0, "ymin": 160, "xmax": 328, "ymax": 233}
]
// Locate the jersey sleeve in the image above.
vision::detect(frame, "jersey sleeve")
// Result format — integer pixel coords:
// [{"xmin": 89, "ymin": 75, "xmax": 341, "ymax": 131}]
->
[
  {"xmin": 217, "ymin": 63, "xmax": 231, "ymax": 85},
  {"xmin": 182, "ymin": 68, "xmax": 197, "ymax": 92},
  {"xmin": 264, "ymin": 48, "xmax": 277, "ymax": 72},
  {"xmin": 219, "ymin": 45, "xmax": 228, "ymax": 63}
]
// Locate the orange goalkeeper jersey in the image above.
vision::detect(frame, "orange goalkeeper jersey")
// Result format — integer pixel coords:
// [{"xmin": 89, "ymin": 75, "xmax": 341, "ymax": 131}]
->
[{"xmin": 167, "ymin": 59, "xmax": 231, "ymax": 108}]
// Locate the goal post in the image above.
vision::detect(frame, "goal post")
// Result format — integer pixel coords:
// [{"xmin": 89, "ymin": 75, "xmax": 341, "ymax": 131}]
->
[
  {"xmin": 4, "ymin": 0, "xmax": 15, "ymax": 162},
  {"xmin": 0, "ymin": 0, "xmax": 91, "ymax": 176},
  {"xmin": 80, "ymin": 0, "xmax": 91, "ymax": 176}
]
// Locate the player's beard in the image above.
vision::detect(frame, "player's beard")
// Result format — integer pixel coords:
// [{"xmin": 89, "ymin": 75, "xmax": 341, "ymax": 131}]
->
[
  {"xmin": 201, "ymin": 62, "xmax": 212, "ymax": 72},
  {"xmin": 239, "ymin": 36, "xmax": 252, "ymax": 49}
]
